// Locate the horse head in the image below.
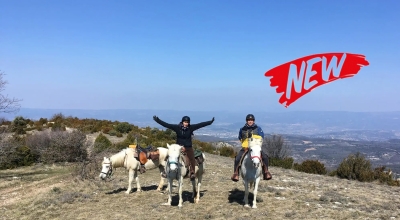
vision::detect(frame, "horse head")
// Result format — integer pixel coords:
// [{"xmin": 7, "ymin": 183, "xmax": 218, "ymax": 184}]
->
[
  {"xmin": 248, "ymin": 137, "xmax": 263, "ymax": 168},
  {"xmin": 99, "ymin": 157, "xmax": 113, "ymax": 180},
  {"xmin": 166, "ymin": 143, "xmax": 183, "ymax": 174}
]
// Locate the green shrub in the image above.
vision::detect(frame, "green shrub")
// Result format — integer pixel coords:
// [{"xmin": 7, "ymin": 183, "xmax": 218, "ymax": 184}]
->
[
  {"xmin": 293, "ymin": 159, "xmax": 327, "ymax": 175},
  {"xmin": 336, "ymin": 152, "xmax": 374, "ymax": 182},
  {"xmin": 108, "ymin": 129, "xmax": 117, "ymax": 136},
  {"xmin": 373, "ymin": 166, "xmax": 400, "ymax": 186},
  {"xmin": 219, "ymin": 146, "xmax": 235, "ymax": 158},
  {"xmin": 11, "ymin": 116, "xmax": 27, "ymax": 134},
  {"xmin": 115, "ymin": 122, "xmax": 132, "ymax": 133},
  {"xmin": 269, "ymin": 157, "xmax": 294, "ymax": 169},
  {"xmin": 93, "ymin": 133, "xmax": 112, "ymax": 153}
]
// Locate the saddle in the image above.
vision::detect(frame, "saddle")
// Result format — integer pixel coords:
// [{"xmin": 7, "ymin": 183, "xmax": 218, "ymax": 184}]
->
[
  {"xmin": 180, "ymin": 148, "xmax": 204, "ymax": 178},
  {"xmin": 132, "ymin": 144, "xmax": 160, "ymax": 165}
]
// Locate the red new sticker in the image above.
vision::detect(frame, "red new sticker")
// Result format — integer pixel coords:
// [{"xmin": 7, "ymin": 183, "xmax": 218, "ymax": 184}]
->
[{"xmin": 264, "ymin": 53, "xmax": 369, "ymax": 108}]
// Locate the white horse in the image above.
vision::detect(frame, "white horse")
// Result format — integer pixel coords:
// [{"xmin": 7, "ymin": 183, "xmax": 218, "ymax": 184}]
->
[
  {"xmin": 240, "ymin": 137, "xmax": 263, "ymax": 208},
  {"xmin": 99, "ymin": 147, "xmax": 168, "ymax": 194},
  {"xmin": 163, "ymin": 143, "xmax": 205, "ymax": 207}
]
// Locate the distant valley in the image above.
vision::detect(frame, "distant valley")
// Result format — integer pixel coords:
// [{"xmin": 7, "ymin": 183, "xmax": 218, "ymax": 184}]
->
[{"xmin": 7, "ymin": 108, "xmax": 400, "ymax": 176}]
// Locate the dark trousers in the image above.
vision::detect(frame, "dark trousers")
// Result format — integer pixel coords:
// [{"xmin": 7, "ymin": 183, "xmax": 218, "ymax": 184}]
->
[
  {"xmin": 185, "ymin": 147, "xmax": 196, "ymax": 174},
  {"xmin": 234, "ymin": 148, "xmax": 269, "ymax": 172}
]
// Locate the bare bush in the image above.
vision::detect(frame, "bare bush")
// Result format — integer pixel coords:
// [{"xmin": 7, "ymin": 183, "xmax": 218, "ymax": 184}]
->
[
  {"xmin": 262, "ymin": 134, "xmax": 292, "ymax": 159},
  {"xmin": 26, "ymin": 130, "xmax": 88, "ymax": 164}
]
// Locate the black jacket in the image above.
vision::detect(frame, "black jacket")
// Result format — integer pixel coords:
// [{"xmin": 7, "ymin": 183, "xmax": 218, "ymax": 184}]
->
[{"xmin": 154, "ymin": 117, "xmax": 213, "ymax": 148}]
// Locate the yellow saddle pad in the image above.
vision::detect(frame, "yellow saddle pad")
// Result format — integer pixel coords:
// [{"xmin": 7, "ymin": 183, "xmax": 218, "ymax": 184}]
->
[
  {"xmin": 129, "ymin": 144, "xmax": 137, "ymax": 149},
  {"xmin": 241, "ymin": 134, "xmax": 263, "ymax": 148}
]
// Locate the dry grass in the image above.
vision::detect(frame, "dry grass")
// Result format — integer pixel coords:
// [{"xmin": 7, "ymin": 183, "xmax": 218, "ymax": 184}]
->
[{"xmin": 1, "ymin": 152, "xmax": 400, "ymax": 220}]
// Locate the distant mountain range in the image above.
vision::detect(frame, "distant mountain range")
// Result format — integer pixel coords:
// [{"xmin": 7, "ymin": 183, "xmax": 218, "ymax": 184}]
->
[{"xmin": 3, "ymin": 108, "xmax": 400, "ymax": 140}]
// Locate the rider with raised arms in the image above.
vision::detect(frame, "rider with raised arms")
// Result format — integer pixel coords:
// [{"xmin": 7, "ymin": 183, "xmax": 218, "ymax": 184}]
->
[{"xmin": 153, "ymin": 115, "xmax": 214, "ymax": 180}]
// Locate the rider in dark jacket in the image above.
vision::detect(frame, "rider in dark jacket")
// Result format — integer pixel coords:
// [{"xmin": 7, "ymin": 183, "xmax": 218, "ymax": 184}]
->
[
  {"xmin": 153, "ymin": 115, "xmax": 214, "ymax": 180},
  {"xmin": 231, "ymin": 114, "xmax": 272, "ymax": 182}
]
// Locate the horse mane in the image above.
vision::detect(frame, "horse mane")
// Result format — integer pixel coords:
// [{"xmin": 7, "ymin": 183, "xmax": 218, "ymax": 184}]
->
[{"xmin": 110, "ymin": 148, "xmax": 133, "ymax": 167}]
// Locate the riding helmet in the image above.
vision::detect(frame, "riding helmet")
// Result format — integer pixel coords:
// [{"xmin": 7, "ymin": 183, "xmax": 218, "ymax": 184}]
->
[
  {"xmin": 181, "ymin": 116, "xmax": 190, "ymax": 123},
  {"xmin": 246, "ymin": 114, "xmax": 255, "ymax": 121}
]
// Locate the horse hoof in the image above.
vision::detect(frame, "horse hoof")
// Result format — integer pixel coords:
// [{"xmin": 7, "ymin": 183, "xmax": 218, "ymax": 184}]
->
[
  {"xmin": 195, "ymin": 199, "xmax": 200, "ymax": 204},
  {"xmin": 125, "ymin": 191, "xmax": 130, "ymax": 194},
  {"xmin": 162, "ymin": 203, "xmax": 171, "ymax": 206},
  {"xmin": 244, "ymin": 204, "xmax": 250, "ymax": 208},
  {"xmin": 252, "ymin": 205, "xmax": 257, "ymax": 209}
]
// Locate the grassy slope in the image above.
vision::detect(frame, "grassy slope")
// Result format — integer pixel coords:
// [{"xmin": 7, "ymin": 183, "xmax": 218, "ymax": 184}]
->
[{"xmin": 1, "ymin": 151, "xmax": 400, "ymax": 220}]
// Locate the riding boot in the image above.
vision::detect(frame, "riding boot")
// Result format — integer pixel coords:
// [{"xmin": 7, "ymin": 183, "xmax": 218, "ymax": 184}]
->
[
  {"xmin": 261, "ymin": 151, "xmax": 272, "ymax": 180},
  {"xmin": 185, "ymin": 147, "xmax": 196, "ymax": 180},
  {"xmin": 231, "ymin": 148, "xmax": 246, "ymax": 182}
]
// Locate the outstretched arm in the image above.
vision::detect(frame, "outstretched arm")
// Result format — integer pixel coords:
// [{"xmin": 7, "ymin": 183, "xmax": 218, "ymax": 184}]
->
[
  {"xmin": 190, "ymin": 117, "xmax": 214, "ymax": 131},
  {"xmin": 153, "ymin": 116, "xmax": 179, "ymax": 131}
]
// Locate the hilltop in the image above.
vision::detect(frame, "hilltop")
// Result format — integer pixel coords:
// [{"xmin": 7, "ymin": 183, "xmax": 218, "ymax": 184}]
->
[{"xmin": 1, "ymin": 152, "xmax": 400, "ymax": 220}]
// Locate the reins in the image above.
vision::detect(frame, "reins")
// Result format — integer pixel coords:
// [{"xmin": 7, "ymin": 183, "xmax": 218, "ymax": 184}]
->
[
  {"xmin": 101, "ymin": 151, "xmax": 128, "ymax": 181},
  {"xmin": 101, "ymin": 160, "xmax": 114, "ymax": 180}
]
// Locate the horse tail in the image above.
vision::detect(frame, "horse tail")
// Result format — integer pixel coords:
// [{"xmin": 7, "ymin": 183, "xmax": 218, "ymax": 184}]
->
[{"xmin": 202, "ymin": 153, "xmax": 206, "ymax": 173}]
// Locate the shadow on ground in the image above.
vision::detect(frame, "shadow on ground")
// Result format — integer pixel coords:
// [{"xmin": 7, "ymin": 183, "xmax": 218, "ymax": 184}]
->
[
  {"xmin": 228, "ymin": 188, "xmax": 263, "ymax": 205},
  {"xmin": 159, "ymin": 190, "xmax": 208, "ymax": 206}
]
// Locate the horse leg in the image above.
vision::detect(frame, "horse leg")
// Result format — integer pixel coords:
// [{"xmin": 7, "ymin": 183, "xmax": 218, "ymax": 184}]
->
[
  {"xmin": 194, "ymin": 167, "xmax": 202, "ymax": 204},
  {"xmin": 157, "ymin": 166, "xmax": 165, "ymax": 191},
  {"xmin": 252, "ymin": 177, "xmax": 260, "ymax": 209},
  {"xmin": 243, "ymin": 180, "xmax": 250, "ymax": 208},
  {"xmin": 191, "ymin": 177, "xmax": 196, "ymax": 200},
  {"xmin": 163, "ymin": 178, "xmax": 173, "ymax": 206},
  {"xmin": 178, "ymin": 176, "xmax": 184, "ymax": 208},
  {"xmin": 126, "ymin": 169, "xmax": 133, "ymax": 194},
  {"xmin": 134, "ymin": 168, "xmax": 141, "ymax": 192}
]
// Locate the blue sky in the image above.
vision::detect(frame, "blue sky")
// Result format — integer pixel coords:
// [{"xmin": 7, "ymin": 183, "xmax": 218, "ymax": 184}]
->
[{"xmin": 1, "ymin": 0, "xmax": 399, "ymax": 113}]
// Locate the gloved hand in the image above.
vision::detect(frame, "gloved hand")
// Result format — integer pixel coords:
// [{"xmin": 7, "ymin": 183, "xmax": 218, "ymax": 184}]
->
[{"xmin": 153, "ymin": 115, "xmax": 159, "ymax": 121}]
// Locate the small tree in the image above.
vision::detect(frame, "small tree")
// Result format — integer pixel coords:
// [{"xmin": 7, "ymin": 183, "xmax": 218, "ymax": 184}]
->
[
  {"xmin": 0, "ymin": 71, "xmax": 22, "ymax": 114},
  {"xmin": 11, "ymin": 116, "xmax": 27, "ymax": 134}
]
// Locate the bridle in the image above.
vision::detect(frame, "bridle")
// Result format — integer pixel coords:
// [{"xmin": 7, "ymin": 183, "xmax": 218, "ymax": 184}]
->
[
  {"xmin": 249, "ymin": 141, "xmax": 262, "ymax": 168},
  {"xmin": 166, "ymin": 154, "xmax": 182, "ymax": 180},
  {"xmin": 101, "ymin": 158, "xmax": 113, "ymax": 179}
]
